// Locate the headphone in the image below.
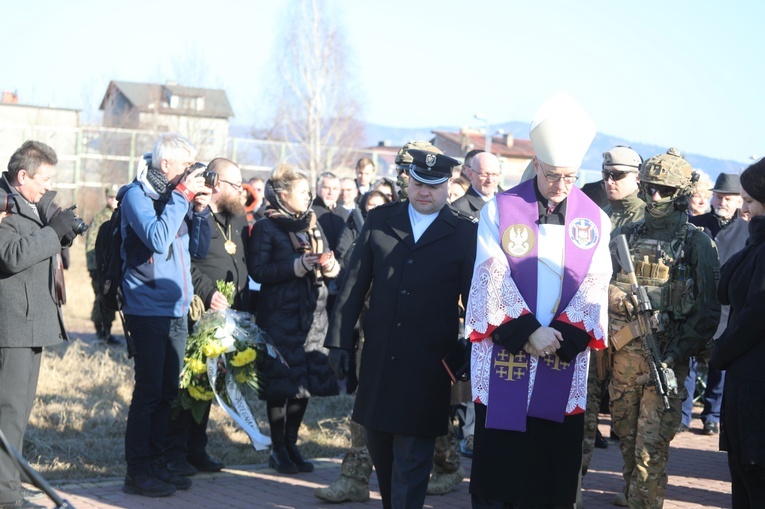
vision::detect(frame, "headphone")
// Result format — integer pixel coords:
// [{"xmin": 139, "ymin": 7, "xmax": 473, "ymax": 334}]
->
[{"xmin": 673, "ymin": 171, "xmax": 700, "ymax": 212}]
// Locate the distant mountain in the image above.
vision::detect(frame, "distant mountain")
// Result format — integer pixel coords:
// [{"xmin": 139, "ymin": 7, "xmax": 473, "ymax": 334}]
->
[{"xmin": 362, "ymin": 121, "xmax": 746, "ymax": 180}]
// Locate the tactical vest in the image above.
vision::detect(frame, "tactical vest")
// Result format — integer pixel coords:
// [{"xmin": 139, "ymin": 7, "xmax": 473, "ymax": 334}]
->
[{"xmin": 610, "ymin": 222, "xmax": 697, "ymax": 350}]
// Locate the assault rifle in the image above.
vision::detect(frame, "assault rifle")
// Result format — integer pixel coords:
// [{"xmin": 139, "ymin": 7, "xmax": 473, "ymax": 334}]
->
[{"xmin": 610, "ymin": 234, "xmax": 678, "ymax": 410}]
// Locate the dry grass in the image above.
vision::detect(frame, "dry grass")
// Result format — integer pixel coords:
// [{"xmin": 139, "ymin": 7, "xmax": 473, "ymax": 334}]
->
[{"xmin": 26, "ymin": 238, "xmax": 354, "ymax": 481}]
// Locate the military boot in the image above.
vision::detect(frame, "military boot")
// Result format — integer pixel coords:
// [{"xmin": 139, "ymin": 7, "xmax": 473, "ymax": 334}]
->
[
  {"xmin": 426, "ymin": 466, "xmax": 465, "ymax": 495},
  {"xmin": 314, "ymin": 475, "xmax": 370, "ymax": 503}
]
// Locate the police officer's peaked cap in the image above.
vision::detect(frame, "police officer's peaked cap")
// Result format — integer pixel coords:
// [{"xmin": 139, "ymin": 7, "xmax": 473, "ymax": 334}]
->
[{"xmin": 407, "ymin": 150, "xmax": 459, "ymax": 185}]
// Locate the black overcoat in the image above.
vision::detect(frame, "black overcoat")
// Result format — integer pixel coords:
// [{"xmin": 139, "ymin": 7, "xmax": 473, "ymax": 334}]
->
[
  {"xmin": 451, "ymin": 186, "xmax": 486, "ymax": 219},
  {"xmin": 248, "ymin": 217, "xmax": 339, "ymax": 401},
  {"xmin": 326, "ymin": 201, "xmax": 477, "ymax": 437}
]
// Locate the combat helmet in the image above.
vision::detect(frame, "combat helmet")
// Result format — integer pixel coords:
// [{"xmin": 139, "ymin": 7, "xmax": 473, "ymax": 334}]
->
[
  {"xmin": 639, "ymin": 147, "xmax": 693, "ymax": 190},
  {"xmin": 394, "ymin": 141, "xmax": 443, "ymax": 199},
  {"xmin": 639, "ymin": 147, "xmax": 697, "ymax": 216},
  {"xmin": 395, "ymin": 140, "xmax": 442, "ymax": 167}
]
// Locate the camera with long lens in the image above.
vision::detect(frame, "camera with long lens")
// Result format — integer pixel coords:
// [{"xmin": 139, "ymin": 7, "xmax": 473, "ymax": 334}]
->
[{"xmin": 186, "ymin": 162, "xmax": 219, "ymax": 188}]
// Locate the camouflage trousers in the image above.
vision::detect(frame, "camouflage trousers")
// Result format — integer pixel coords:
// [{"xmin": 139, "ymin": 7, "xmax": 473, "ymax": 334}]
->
[
  {"xmin": 340, "ymin": 418, "xmax": 461, "ymax": 481},
  {"xmin": 609, "ymin": 345, "xmax": 689, "ymax": 509},
  {"xmin": 432, "ymin": 422, "xmax": 461, "ymax": 475},
  {"xmin": 582, "ymin": 353, "xmax": 607, "ymax": 472},
  {"xmin": 89, "ymin": 271, "xmax": 115, "ymax": 333},
  {"xmin": 340, "ymin": 420, "xmax": 373, "ymax": 482}
]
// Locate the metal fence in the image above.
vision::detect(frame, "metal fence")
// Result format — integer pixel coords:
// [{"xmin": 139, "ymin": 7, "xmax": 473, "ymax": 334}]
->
[{"xmin": 0, "ymin": 125, "xmax": 387, "ymax": 222}]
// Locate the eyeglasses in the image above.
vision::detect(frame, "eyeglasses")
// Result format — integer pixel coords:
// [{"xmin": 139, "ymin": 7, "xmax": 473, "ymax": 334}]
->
[
  {"xmin": 602, "ymin": 170, "xmax": 634, "ymax": 182},
  {"xmin": 220, "ymin": 180, "xmax": 242, "ymax": 191},
  {"xmin": 544, "ymin": 172, "xmax": 579, "ymax": 184},
  {"xmin": 641, "ymin": 183, "xmax": 676, "ymax": 198},
  {"xmin": 474, "ymin": 171, "xmax": 501, "ymax": 180}
]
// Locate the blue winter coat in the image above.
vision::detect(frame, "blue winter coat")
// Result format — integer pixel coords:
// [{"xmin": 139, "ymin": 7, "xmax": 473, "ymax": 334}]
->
[{"xmin": 119, "ymin": 182, "xmax": 211, "ymax": 317}]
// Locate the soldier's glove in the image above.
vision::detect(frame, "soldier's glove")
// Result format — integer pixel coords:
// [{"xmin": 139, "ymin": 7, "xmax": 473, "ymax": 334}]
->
[
  {"xmin": 608, "ymin": 285, "xmax": 634, "ymax": 316},
  {"xmin": 328, "ymin": 348, "xmax": 350, "ymax": 381},
  {"xmin": 48, "ymin": 207, "xmax": 77, "ymax": 241}
]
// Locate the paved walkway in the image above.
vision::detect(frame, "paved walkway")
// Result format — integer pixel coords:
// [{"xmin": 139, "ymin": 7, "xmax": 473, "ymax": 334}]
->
[{"xmin": 30, "ymin": 419, "xmax": 731, "ymax": 509}]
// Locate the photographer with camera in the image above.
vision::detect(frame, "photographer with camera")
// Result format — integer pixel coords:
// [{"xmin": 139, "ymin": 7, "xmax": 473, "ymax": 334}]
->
[
  {"xmin": 119, "ymin": 133, "xmax": 212, "ymax": 498},
  {"xmin": 0, "ymin": 140, "xmax": 80, "ymax": 508}
]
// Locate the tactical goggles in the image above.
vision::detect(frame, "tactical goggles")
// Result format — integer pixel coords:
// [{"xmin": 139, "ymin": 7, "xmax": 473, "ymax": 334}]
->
[
  {"xmin": 640, "ymin": 183, "xmax": 677, "ymax": 199},
  {"xmin": 602, "ymin": 170, "xmax": 635, "ymax": 182}
]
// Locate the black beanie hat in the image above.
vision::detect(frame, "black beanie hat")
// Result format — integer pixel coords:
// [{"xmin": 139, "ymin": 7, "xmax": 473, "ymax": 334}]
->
[{"xmin": 741, "ymin": 158, "xmax": 765, "ymax": 204}]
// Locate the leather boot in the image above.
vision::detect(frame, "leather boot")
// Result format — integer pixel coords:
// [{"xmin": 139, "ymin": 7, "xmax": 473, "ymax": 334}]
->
[
  {"xmin": 285, "ymin": 426, "xmax": 313, "ymax": 472},
  {"xmin": 269, "ymin": 444, "xmax": 299, "ymax": 474}
]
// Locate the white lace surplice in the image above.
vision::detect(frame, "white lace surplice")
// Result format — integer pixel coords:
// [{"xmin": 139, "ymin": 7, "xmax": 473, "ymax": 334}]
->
[{"xmin": 466, "ymin": 198, "xmax": 611, "ymax": 414}]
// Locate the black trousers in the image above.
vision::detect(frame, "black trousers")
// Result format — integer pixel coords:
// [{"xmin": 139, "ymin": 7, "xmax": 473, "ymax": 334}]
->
[
  {"xmin": 165, "ymin": 402, "xmax": 212, "ymax": 462},
  {"xmin": 728, "ymin": 453, "xmax": 765, "ymax": 509},
  {"xmin": 364, "ymin": 428, "xmax": 435, "ymax": 509},
  {"xmin": 124, "ymin": 315, "xmax": 188, "ymax": 477}
]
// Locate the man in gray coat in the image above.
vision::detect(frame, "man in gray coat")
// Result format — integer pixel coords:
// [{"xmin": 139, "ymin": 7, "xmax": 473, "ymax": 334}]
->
[{"xmin": 0, "ymin": 140, "xmax": 80, "ymax": 508}]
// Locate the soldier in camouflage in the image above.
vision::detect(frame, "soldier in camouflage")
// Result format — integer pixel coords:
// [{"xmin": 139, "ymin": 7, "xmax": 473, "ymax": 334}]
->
[
  {"xmin": 315, "ymin": 141, "xmax": 465, "ymax": 503},
  {"xmin": 608, "ymin": 148, "xmax": 720, "ymax": 508},
  {"xmin": 85, "ymin": 184, "xmax": 120, "ymax": 344},
  {"xmin": 581, "ymin": 147, "xmax": 645, "ymax": 497}
]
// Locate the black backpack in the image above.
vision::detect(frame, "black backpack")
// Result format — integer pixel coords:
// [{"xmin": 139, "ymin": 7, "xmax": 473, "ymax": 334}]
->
[{"xmin": 94, "ymin": 203, "xmax": 126, "ymax": 312}]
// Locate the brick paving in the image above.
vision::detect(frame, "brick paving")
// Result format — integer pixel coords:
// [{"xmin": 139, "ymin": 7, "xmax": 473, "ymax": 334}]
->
[{"xmin": 29, "ymin": 418, "xmax": 731, "ymax": 509}]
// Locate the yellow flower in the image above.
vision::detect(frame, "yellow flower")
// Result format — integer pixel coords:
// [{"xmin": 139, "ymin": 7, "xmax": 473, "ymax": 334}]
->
[
  {"xmin": 202, "ymin": 340, "xmax": 227, "ymax": 358},
  {"xmin": 230, "ymin": 348, "xmax": 256, "ymax": 367},
  {"xmin": 188, "ymin": 358, "xmax": 207, "ymax": 374},
  {"xmin": 235, "ymin": 371, "xmax": 248, "ymax": 384},
  {"xmin": 188, "ymin": 385, "xmax": 215, "ymax": 401}
]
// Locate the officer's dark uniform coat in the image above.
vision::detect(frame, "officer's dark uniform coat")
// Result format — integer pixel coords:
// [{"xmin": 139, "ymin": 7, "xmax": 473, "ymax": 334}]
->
[{"xmin": 325, "ymin": 201, "xmax": 477, "ymax": 437}]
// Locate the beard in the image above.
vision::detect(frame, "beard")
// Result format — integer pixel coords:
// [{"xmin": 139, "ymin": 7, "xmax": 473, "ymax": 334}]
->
[{"xmin": 216, "ymin": 191, "xmax": 245, "ymax": 217}]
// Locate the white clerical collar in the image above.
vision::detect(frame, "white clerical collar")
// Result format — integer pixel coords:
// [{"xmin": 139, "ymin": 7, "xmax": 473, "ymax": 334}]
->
[{"xmin": 408, "ymin": 204, "xmax": 439, "ymax": 243}]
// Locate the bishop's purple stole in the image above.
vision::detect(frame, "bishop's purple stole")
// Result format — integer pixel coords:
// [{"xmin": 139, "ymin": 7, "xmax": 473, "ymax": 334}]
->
[{"xmin": 487, "ymin": 179, "xmax": 602, "ymax": 431}]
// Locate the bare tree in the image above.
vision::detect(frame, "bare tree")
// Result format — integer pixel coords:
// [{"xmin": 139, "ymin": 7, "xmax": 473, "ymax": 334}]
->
[{"xmin": 268, "ymin": 0, "xmax": 365, "ymax": 186}]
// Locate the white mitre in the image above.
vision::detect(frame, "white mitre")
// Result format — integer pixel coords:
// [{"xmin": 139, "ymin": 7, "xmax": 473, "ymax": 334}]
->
[{"xmin": 529, "ymin": 92, "xmax": 596, "ymax": 168}]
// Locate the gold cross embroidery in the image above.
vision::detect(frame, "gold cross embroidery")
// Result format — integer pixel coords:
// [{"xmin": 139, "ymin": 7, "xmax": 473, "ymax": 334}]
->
[
  {"xmin": 494, "ymin": 350, "xmax": 528, "ymax": 381},
  {"xmin": 543, "ymin": 354, "xmax": 571, "ymax": 371}
]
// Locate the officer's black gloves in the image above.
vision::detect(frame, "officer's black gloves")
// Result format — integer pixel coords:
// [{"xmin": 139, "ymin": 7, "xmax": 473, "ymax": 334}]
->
[
  {"xmin": 328, "ymin": 348, "xmax": 350, "ymax": 380},
  {"xmin": 48, "ymin": 208, "xmax": 77, "ymax": 241}
]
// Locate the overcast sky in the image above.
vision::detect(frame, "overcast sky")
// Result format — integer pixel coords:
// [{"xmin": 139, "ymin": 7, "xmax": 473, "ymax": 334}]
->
[{"xmin": 2, "ymin": 0, "xmax": 762, "ymax": 162}]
